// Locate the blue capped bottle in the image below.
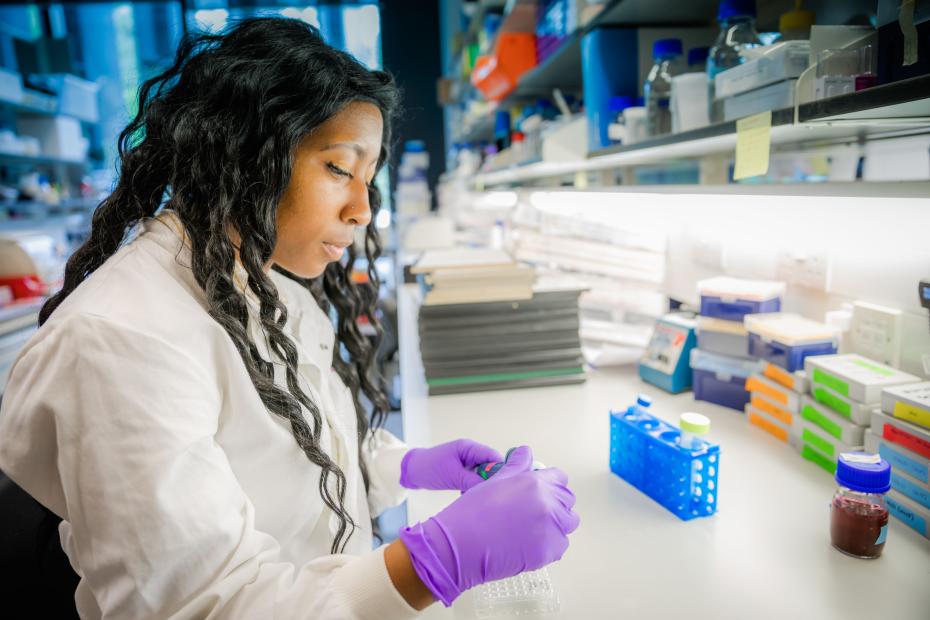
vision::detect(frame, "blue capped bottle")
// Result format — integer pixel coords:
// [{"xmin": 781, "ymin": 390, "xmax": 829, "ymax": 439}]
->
[{"xmin": 707, "ymin": 0, "xmax": 762, "ymax": 123}]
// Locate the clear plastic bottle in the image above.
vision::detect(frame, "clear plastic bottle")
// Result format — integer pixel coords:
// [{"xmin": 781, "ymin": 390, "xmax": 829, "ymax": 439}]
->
[
  {"xmin": 706, "ymin": 0, "xmax": 762, "ymax": 123},
  {"xmin": 645, "ymin": 38, "xmax": 683, "ymax": 137}
]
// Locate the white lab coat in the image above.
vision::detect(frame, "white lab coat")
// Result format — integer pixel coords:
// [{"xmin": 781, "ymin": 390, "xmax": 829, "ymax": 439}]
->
[{"xmin": 0, "ymin": 213, "xmax": 420, "ymax": 619}]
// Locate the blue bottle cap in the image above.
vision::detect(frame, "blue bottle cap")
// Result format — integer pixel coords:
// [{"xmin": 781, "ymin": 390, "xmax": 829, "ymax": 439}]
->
[
  {"xmin": 404, "ymin": 140, "xmax": 426, "ymax": 152},
  {"xmin": 718, "ymin": 0, "xmax": 756, "ymax": 21},
  {"xmin": 636, "ymin": 394, "xmax": 653, "ymax": 408},
  {"xmin": 653, "ymin": 38, "xmax": 683, "ymax": 60},
  {"xmin": 608, "ymin": 95, "xmax": 637, "ymax": 112},
  {"xmin": 835, "ymin": 453, "xmax": 891, "ymax": 494},
  {"xmin": 688, "ymin": 46, "xmax": 710, "ymax": 66}
]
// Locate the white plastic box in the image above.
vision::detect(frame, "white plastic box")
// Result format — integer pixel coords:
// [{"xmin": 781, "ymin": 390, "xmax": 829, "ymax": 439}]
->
[
  {"xmin": 800, "ymin": 395, "xmax": 866, "ymax": 447},
  {"xmin": 746, "ymin": 373, "xmax": 801, "ymax": 413},
  {"xmin": 696, "ymin": 316, "xmax": 750, "ymax": 359},
  {"xmin": 744, "ymin": 313, "xmax": 838, "ymax": 372},
  {"xmin": 805, "ymin": 354, "xmax": 921, "ymax": 404},
  {"xmin": 697, "ymin": 276, "xmax": 785, "ymax": 322},
  {"xmin": 0, "ymin": 68, "xmax": 24, "ymax": 105},
  {"xmin": 761, "ymin": 362, "xmax": 809, "ymax": 393},
  {"xmin": 793, "ymin": 411, "xmax": 863, "ymax": 463},
  {"xmin": 881, "ymin": 382, "xmax": 930, "ymax": 431},
  {"xmin": 810, "ymin": 381, "xmax": 875, "ymax": 425},
  {"xmin": 15, "ymin": 116, "xmax": 88, "ymax": 161},
  {"xmin": 715, "ymin": 41, "xmax": 810, "ymax": 99}
]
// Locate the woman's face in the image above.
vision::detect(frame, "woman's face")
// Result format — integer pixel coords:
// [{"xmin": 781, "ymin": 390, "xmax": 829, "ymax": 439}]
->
[{"xmin": 271, "ymin": 101, "xmax": 384, "ymax": 278}]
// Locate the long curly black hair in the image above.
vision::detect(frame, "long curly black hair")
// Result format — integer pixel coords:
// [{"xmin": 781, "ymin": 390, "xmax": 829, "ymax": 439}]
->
[{"xmin": 38, "ymin": 17, "xmax": 399, "ymax": 554}]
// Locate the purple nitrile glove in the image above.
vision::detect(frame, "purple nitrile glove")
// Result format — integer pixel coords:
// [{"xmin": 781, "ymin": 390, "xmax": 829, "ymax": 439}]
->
[
  {"xmin": 399, "ymin": 446, "xmax": 580, "ymax": 607},
  {"xmin": 400, "ymin": 439, "xmax": 504, "ymax": 493}
]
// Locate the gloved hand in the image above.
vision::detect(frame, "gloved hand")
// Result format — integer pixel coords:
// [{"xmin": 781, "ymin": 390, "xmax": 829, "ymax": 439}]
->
[
  {"xmin": 400, "ymin": 439, "xmax": 503, "ymax": 493},
  {"xmin": 399, "ymin": 446, "xmax": 580, "ymax": 607}
]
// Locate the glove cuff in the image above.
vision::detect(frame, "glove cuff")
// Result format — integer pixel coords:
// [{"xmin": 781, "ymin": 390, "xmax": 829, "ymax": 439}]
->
[
  {"xmin": 398, "ymin": 448, "xmax": 420, "ymax": 489},
  {"xmin": 398, "ymin": 520, "xmax": 462, "ymax": 607}
]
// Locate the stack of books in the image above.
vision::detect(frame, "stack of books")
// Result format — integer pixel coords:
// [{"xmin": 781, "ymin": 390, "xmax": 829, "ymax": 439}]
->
[
  {"xmin": 412, "ymin": 248, "xmax": 535, "ymax": 307},
  {"xmin": 413, "ymin": 248, "xmax": 585, "ymax": 395}
]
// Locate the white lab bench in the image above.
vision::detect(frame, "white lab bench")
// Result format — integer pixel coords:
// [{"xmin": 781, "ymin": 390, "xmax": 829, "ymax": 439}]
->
[{"xmin": 397, "ymin": 285, "xmax": 930, "ymax": 620}]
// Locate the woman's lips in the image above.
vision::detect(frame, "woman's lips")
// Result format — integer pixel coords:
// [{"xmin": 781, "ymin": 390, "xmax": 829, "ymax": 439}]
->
[{"xmin": 322, "ymin": 241, "xmax": 348, "ymax": 260}]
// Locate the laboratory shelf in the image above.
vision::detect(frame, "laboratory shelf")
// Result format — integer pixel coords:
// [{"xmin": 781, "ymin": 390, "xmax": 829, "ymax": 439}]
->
[
  {"xmin": 472, "ymin": 80, "xmax": 930, "ymax": 188},
  {"xmin": 799, "ymin": 73, "xmax": 930, "ymax": 124},
  {"xmin": 0, "ymin": 95, "xmax": 96, "ymax": 124},
  {"xmin": 0, "ymin": 151, "xmax": 89, "ymax": 168},
  {"xmin": 451, "ymin": 0, "xmax": 718, "ymax": 142},
  {"xmin": 461, "ymin": 0, "xmax": 507, "ymax": 50}
]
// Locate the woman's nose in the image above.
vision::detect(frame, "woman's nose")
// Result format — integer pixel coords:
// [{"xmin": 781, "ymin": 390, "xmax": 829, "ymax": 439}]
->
[{"xmin": 342, "ymin": 178, "xmax": 372, "ymax": 227}]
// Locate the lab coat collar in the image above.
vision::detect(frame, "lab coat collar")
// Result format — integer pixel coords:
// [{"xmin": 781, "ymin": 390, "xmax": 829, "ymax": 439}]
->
[{"xmin": 138, "ymin": 211, "xmax": 335, "ymax": 375}]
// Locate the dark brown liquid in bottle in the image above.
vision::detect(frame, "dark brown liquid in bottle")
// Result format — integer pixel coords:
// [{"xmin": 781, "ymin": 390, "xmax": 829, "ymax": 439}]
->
[{"xmin": 830, "ymin": 495, "xmax": 889, "ymax": 559}]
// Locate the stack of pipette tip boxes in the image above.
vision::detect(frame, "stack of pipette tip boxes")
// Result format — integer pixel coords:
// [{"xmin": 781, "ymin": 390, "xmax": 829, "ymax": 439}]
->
[
  {"xmin": 796, "ymin": 354, "xmax": 918, "ymax": 478},
  {"xmin": 689, "ymin": 277, "xmax": 785, "ymax": 411},
  {"xmin": 866, "ymin": 380, "xmax": 930, "ymax": 541},
  {"xmin": 742, "ymin": 314, "xmax": 838, "ymax": 446},
  {"xmin": 610, "ymin": 395, "xmax": 720, "ymax": 520}
]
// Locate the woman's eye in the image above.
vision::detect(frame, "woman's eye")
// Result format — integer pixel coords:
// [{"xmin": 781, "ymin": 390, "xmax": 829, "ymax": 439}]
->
[{"xmin": 326, "ymin": 162, "xmax": 353, "ymax": 179}]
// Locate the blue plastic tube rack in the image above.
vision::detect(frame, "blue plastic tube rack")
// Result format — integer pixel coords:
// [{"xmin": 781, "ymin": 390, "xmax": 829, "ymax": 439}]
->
[{"xmin": 609, "ymin": 403, "xmax": 721, "ymax": 520}]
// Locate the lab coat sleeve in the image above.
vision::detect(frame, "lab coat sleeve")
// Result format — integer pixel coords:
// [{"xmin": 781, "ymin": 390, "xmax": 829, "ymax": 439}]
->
[
  {"xmin": 0, "ymin": 313, "xmax": 420, "ymax": 620},
  {"xmin": 362, "ymin": 428, "xmax": 410, "ymax": 518}
]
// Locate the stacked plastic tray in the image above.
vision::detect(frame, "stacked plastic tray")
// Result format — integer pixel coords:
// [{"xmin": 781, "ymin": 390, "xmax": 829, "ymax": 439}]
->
[
  {"xmin": 865, "ymin": 383, "xmax": 930, "ymax": 540},
  {"xmin": 742, "ymin": 314, "xmax": 838, "ymax": 444},
  {"xmin": 690, "ymin": 277, "xmax": 783, "ymax": 411},
  {"xmin": 744, "ymin": 364, "xmax": 809, "ymax": 445},
  {"xmin": 795, "ymin": 354, "xmax": 919, "ymax": 475}
]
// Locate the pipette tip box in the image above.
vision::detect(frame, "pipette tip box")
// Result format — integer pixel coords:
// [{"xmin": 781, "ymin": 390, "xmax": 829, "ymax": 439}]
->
[
  {"xmin": 744, "ymin": 313, "xmax": 838, "ymax": 372},
  {"xmin": 697, "ymin": 276, "xmax": 784, "ymax": 322},
  {"xmin": 690, "ymin": 348, "xmax": 761, "ymax": 411},
  {"xmin": 881, "ymin": 382, "xmax": 930, "ymax": 431},
  {"xmin": 886, "ymin": 490, "xmax": 930, "ymax": 540},
  {"xmin": 804, "ymin": 354, "xmax": 921, "ymax": 405},
  {"xmin": 609, "ymin": 405, "xmax": 720, "ymax": 521}
]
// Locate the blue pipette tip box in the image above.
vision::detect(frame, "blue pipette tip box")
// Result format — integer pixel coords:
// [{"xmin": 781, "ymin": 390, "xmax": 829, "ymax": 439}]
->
[{"xmin": 609, "ymin": 405, "xmax": 721, "ymax": 520}]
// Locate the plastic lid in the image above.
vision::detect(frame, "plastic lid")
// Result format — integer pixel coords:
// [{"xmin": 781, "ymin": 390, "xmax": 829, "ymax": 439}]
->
[
  {"xmin": 697, "ymin": 315, "xmax": 748, "ymax": 336},
  {"xmin": 718, "ymin": 0, "xmax": 757, "ymax": 20},
  {"xmin": 653, "ymin": 38, "xmax": 683, "ymax": 59},
  {"xmin": 688, "ymin": 46, "xmax": 710, "ymax": 66},
  {"xmin": 780, "ymin": 1, "xmax": 815, "ymax": 33},
  {"xmin": 697, "ymin": 276, "xmax": 786, "ymax": 301},
  {"xmin": 835, "ymin": 452, "xmax": 891, "ymax": 494},
  {"xmin": 636, "ymin": 394, "xmax": 653, "ymax": 409},
  {"xmin": 680, "ymin": 412, "xmax": 711, "ymax": 435},
  {"xmin": 404, "ymin": 140, "xmax": 426, "ymax": 152},
  {"xmin": 744, "ymin": 313, "xmax": 838, "ymax": 345},
  {"xmin": 690, "ymin": 348, "xmax": 763, "ymax": 378},
  {"xmin": 609, "ymin": 95, "xmax": 637, "ymax": 112}
]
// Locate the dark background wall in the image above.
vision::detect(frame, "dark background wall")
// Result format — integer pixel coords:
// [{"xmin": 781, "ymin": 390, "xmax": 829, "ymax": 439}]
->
[{"xmin": 379, "ymin": 0, "xmax": 445, "ymax": 208}]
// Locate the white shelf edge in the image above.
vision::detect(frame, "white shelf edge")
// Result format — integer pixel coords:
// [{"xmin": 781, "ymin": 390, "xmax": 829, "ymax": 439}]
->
[{"xmin": 472, "ymin": 120, "xmax": 930, "ymax": 188}]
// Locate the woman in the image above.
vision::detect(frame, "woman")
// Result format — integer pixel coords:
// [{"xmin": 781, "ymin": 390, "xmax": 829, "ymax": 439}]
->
[{"xmin": 0, "ymin": 18, "xmax": 579, "ymax": 619}]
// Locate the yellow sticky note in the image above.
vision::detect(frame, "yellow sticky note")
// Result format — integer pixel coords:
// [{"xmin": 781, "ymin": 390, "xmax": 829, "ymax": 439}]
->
[{"xmin": 733, "ymin": 111, "xmax": 772, "ymax": 180}]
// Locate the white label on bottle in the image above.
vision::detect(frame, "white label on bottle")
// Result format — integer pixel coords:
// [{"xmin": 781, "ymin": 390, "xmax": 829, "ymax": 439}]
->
[{"xmin": 841, "ymin": 452, "xmax": 881, "ymax": 464}]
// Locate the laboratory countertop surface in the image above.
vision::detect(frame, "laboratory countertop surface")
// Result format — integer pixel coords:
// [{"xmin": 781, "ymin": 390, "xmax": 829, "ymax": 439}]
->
[{"xmin": 396, "ymin": 285, "xmax": 930, "ymax": 620}]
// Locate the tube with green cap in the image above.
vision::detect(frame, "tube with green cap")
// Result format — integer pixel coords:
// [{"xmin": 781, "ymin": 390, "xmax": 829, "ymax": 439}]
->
[{"xmin": 679, "ymin": 412, "xmax": 711, "ymax": 450}]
